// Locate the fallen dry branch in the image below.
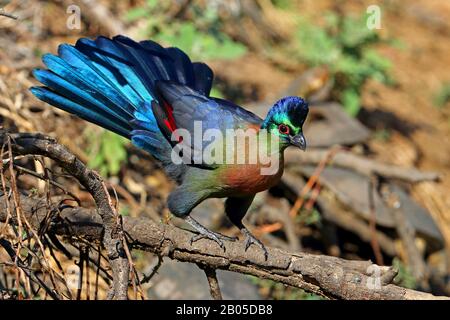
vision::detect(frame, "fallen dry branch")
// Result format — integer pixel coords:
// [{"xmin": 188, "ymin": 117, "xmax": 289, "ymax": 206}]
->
[
  {"xmin": 0, "ymin": 8, "xmax": 18, "ymax": 20},
  {"xmin": 1, "ymin": 193, "xmax": 448, "ymax": 300},
  {"xmin": 0, "ymin": 132, "xmax": 129, "ymax": 299},
  {"xmin": 285, "ymin": 148, "xmax": 440, "ymax": 183}
]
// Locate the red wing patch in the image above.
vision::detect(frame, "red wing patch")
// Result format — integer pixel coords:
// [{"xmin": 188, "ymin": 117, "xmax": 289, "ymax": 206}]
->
[
  {"xmin": 162, "ymin": 101, "xmax": 177, "ymax": 132},
  {"xmin": 162, "ymin": 100, "xmax": 184, "ymax": 143}
]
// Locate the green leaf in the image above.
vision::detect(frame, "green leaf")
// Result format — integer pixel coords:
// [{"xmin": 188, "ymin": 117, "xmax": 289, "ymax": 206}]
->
[
  {"xmin": 86, "ymin": 130, "xmax": 128, "ymax": 177},
  {"xmin": 434, "ymin": 83, "xmax": 450, "ymax": 108},
  {"xmin": 210, "ymin": 86, "xmax": 224, "ymax": 99},
  {"xmin": 124, "ymin": 7, "xmax": 148, "ymax": 22},
  {"xmin": 339, "ymin": 15, "xmax": 377, "ymax": 48},
  {"xmin": 393, "ymin": 257, "xmax": 417, "ymax": 289},
  {"xmin": 341, "ymin": 88, "xmax": 361, "ymax": 117},
  {"xmin": 295, "ymin": 22, "xmax": 339, "ymax": 66}
]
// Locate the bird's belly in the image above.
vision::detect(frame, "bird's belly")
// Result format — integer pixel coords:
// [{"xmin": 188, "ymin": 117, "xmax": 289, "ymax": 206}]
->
[{"xmin": 220, "ymin": 162, "xmax": 284, "ymax": 195}]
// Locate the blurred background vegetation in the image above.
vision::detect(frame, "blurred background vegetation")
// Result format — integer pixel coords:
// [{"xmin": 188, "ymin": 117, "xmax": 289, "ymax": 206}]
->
[
  {"xmin": 92, "ymin": 0, "xmax": 396, "ymax": 176},
  {"xmin": 1, "ymin": 0, "xmax": 450, "ymax": 300}
]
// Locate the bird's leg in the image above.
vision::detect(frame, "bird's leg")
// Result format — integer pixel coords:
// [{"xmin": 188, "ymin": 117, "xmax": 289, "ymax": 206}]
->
[
  {"xmin": 225, "ymin": 195, "xmax": 269, "ymax": 260},
  {"xmin": 183, "ymin": 216, "xmax": 237, "ymax": 251},
  {"xmin": 168, "ymin": 187, "xmax": 236, "ymax": 251},
  {"xmin": 240, "ymin": 227, "xmax": 268, "ymax": 260}
]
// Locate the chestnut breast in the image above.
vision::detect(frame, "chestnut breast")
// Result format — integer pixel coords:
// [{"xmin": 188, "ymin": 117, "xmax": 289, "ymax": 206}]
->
[{"xmin": 220, "ymin": 157, "xmax": 284, "ymax": 195}]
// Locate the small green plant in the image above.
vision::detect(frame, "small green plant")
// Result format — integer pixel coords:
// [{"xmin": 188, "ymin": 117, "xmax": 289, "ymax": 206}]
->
[
  {"xmin": 120, "ymin": 204, "xmax": 130, "ymax": 217},
  {"xmin": 86, "ymin": 129, "xmax": 128, "ymax": 177},
  {"xmin": 296, "ymin": 208, "xmax": 322, "ymax": 226},
  {"xmin": 125, "ymin": 1, "xmax": 247, "ymax": 61},
  {"xmin": 433, "ymin": 83, "xmax": 450, "ymax": 109},
  {"xmin": 373, "ymin": 128, "xmax": 391, "ymax": 141},
  {"xmin": 291, "ymin": 12, "xmax": 392, "ymax": 116},
  {"xmin": 392, "ymin": 257, "xmax": 416, "ymax": 289}
]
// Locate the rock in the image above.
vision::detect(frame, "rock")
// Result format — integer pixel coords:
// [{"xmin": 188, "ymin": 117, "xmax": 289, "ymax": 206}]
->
[{"xmin": 148, "ymin": 259, "xmax": 261, "ymax": 300}]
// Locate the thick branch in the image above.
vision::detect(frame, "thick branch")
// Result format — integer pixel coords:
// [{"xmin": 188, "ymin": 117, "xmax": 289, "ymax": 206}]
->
[{"xmin": 1, "ymin": 194, "xmax": 447, "ymax": 300}]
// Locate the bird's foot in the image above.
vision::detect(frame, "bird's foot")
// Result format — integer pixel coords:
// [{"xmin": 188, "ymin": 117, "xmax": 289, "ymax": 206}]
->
[
  {"xmin": 242, "ymin": 228, "xmax": 268, "ymax": 261},
  {"xmin": 184, "ymin": 216, "xmax": 236, "ymax": 251},
  {"xmin": 190, "ymin": 231, "xmax": 237, "ymax": 251},
  {"xmin": 189, "ymin": 232, "xmax": 226, "ymax": 251}
]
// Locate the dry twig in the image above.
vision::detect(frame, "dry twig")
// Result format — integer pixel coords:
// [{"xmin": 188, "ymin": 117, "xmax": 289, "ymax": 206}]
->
[
  {"xmin": 0, "ymin": 132, "xmax": 129, "ymax": 299},
  {"xmin": 199, "ymin": 265, "xmax": 223, "ymax": 300}
]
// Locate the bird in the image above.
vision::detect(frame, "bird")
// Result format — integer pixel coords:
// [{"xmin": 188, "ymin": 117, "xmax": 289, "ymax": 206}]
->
[{"xmin": 30, "ymin": 35, "xmax": 309, "ymax": 259}]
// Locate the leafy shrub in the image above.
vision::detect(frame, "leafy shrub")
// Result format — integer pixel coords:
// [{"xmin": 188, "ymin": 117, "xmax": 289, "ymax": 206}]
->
[
  {"xmin": 125, "ymin": 1, "xmax": 246, "ymax": 61},
  {"xmin": 434, "ymin": 83, "xmax": 450, "ymax": 108},
  {"xmin": 292, "ymin": 12, "xmax": 392, "ymax": 116},
  {"xmin": 86, "ymin": 129, "xmax": 128, "ymax": 177}
]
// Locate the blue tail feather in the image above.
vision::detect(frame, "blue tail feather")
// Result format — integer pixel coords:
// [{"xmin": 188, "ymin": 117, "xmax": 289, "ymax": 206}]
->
[
  {"xmin": 33, "ymin": 68, "xmax": 132, "ymax": 126},
  {"xmin": 57, "ymin": 45, "xmax": 136, "ymax": 115},
  {"xmin": 30, "ymin": 86, "xmax": 131, "ymax": 137},
  {"xmin": 41, "ymin": 53, "xmax": 135, "ymax": 124},
  {"xmin": 78, "ymin": 37, "xmax": 153, "ymax": 104},
  {"xmin": 165, "ymin": 47, "xmax": 195, "ymax": 87},
  {"xmin": 30, "ymin": 36, "xmax": 215, "ymax": 172},
  {"xmin": 75, "ymin": 38, "xmax": 144, "ymax": 110}
]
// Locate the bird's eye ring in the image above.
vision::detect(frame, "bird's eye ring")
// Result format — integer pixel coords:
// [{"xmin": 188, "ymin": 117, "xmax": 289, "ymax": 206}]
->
[{"xmin": 278, "ymin": 124, "xmax": 290, "ymax": 135}]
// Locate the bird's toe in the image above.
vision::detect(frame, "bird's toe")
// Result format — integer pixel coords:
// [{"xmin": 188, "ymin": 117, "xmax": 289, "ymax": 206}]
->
[
  {"xmin": 190, "ymin": 233, "xmax": 226, "ymax": 251},
  {"xmin": 244, "ymin": 233, "xmax": 268, "ymax": 260}
]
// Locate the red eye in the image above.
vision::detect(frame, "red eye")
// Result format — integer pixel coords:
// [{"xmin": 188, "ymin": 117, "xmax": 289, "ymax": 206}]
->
[{"xmin": 278, "ymin": 124, "xmax": 290, "ymax": 135}]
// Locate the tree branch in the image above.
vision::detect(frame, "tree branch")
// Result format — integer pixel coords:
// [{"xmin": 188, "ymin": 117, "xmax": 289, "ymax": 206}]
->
[
  {"xmin": 1, "ymin": 193, "xmax": 448, "ymax": 300},
  {"xmin": 0, "ymin": 8, "xmax": 18, "ymax": 20},
  {"xmin": 199, "ymin": 265, "xmax": 223, "ymax": 300}
]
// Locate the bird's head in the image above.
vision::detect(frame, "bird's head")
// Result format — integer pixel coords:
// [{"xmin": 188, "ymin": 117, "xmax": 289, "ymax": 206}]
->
[{"xmin": 261, "ymin": 96, "xmax": 309, "ymax": 151}]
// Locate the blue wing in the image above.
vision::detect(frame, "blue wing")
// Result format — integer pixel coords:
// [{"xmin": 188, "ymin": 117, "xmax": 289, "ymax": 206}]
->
[
  {"xmin": 30, "ymin": 35, "xmax": 215, "ymax": 181},
  {"xmin": 154, "ymin": 81, "xmax": 263, "ymax": 167}
]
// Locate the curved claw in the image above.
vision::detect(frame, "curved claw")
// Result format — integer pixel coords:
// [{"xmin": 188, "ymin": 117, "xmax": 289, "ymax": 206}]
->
[
  {"xmin": 244, "ymin": 232, "xmax": 269, "ymax": 261},
  {"xmin": 184, "ymin": 216, "xmax": 233, "ymax": 251},
  {"xmin": 190, "ymin": 233, "xmax": 226, "ymax": 251}
]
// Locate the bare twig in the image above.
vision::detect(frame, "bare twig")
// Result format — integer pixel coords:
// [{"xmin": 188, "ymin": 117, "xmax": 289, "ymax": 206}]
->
[
  {"xmin": 199, "ymin": 265, "xmax": 223, "ymax": 300},
  {"xmin": 318, "ymin": 192, "xmax": 397, "ymax": 257},
  {"xmin": 140, "ymin": 255, "xmax": 163, "ymax": 285},
  {"xmin": 288, "ymin": 147, "xmax": 342, "ymax": 218},
  {"xmin": 0, "ymin": 238, "xmax": 60, "ymax": 300},
  {"xmin": 382, "ymin": 185, "xmax": 429, "ymax": 287},
  {"xmin": 0, "ymin": 8, "xmax": 18, "ymax": 20},
  {"xmin": 368, "ymin": 176, "xmax": 384, "ymax": 266},
  {"xmin": 258, "ymin": 146, "xmax": 341, "ymax": 236},
  {"xmin": 0, "ymin": 132, "xmax": 129, "ymax": 299},
  {"xmin": 13, "ymin": 164, "xmax": 80, "ymax": 203}
]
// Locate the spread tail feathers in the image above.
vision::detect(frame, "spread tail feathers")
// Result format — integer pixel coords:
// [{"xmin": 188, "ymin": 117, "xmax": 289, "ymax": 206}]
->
[{"xmin": 30, "ymin": 35, "xmax": 214, "ymax": 166}]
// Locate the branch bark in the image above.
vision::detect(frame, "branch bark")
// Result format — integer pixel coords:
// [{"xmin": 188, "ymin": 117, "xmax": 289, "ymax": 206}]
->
[
  {"xmin": 1, "ymin": 193, "xmax": 448, "ymax": 300},
  {"xmin": 199, "ymin": 265, "xmax": 223, "ymax": 300}
]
